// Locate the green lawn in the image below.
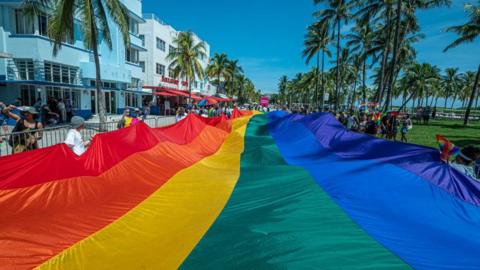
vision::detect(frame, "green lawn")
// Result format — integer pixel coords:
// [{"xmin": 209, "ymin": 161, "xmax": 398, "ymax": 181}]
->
[{"xmin": 406, "ymin": 119, "xmax": 480, "ymax": 149}]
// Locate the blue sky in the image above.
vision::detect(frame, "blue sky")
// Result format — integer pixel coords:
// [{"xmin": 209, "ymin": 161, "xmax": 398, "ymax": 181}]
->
[{"xmin": 143, "ymin": 0, "xmax": 479, "ymax": 93}]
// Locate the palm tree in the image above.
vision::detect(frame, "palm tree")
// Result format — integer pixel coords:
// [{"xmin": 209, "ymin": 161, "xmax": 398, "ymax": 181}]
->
[
  {"xmin": 278, "ymin": 75, "xmax": 288, "ymax": 105},
  {"xmin": 290, "ymin": 73, "xmax": 304, "ymax": 105},
  {"xmin": 243, "ymin": 78, "xmax": 258, "ymax": 103},
  {"xmin": 226, "ymin": 59, "xmax": 243, "ymax": 97},
  {"xmin": 206, "ymin": 53, "xmax": 229, "ymax": 95},
  {"xmin": 23, "ymin": 0, "xmax": 130, "ymax": 126},
  {"xmin": 167, "ymin": 31, "xmax": 206, "ymax": 102},
  {"xmin": 355, "ymin": 0, "xmax": 392, "ymax": 104},
  {"xmin": 303, "ymin": 21, "xmax": 331, "ymax": 111},
  {"xmin": 441, "ymin": 68, "xmax": 461, "ymax": 108},
  {"xmin": 460, "ymin": 71, "xmax": 477, "ymax": 107},
  {"xmin": 397, "ymin": 62, "xmax": 439, "ymax": 111},
  {"xmin": 384, "ymin": 0, "xmax": 451, "ymax": 111},
  {"xmin": 314, "ymin": 0, "xmax": 350, "ymax": 111},
  {"xmin": 346, "ymin": 24, "xmax": 374, "ymax": 103},
  {"xmin": 236, "ymin": 74, "xmax": 246, "ymax": 104},
  {"xmin": 444, "ymin": 1, "xmax": 480, "ymax": 125},
  {"xmin": 347, "ymin": 54, "xmax": 362, "ymax": 107}
]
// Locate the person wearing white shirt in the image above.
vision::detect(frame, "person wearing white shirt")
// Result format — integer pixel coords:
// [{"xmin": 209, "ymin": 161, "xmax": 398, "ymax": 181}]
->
[{"xmin": 64, "ymin": 116, "xmax": 90, "ymax": 156}]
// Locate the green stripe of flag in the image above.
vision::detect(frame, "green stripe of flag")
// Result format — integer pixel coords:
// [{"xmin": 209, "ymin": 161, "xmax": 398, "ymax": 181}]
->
[{"xmin": 181, "ymin": 114, "xmax": 409, "ymax": 269}]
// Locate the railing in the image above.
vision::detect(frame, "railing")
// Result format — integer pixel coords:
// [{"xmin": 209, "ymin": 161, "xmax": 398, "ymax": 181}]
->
[
  {"xmin": 401, "ymin": 108, "xmax": 480, "ymax": 121},
  {"xmin": 0, "ymin": 116, "xmax": 176, "ymax": 157}
]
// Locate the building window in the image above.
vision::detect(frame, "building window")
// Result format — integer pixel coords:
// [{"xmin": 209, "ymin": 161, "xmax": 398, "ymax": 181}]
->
[
  {"xmin": 126, "ymin": 46, "xmax": 139, "ymax": 64},
  {"xmin": 168, "ymin": 68, "xmax": 175, "ymax": 78},
  {"xmin": 90, "ymin": 80, "xmax": 117, "ymax": 89},
  {"xmin": 125, "ymin": 92, "xmax": 138, "ymax": 107},
  {"xmin": 38, "ymin": 13, "xmax": 48, "ymax": 37},
  {"xmin": 61, "ymin": 67, "xmax": 69, "ymax": 84},
  {"xmin": 169, "ymin": 45, "xmax": 176, "ymax": 54},
  {"xmin": 44, "ymin": 61, "xmax": 78, "ymax": 84},
  {"xmin": 139, "ymin": 34, "xmax": 145, "ymax": 46},
  {"xmin": 156, "ymin": 63, "xmax": 165, "ymax": 75},
  {"xmin": 156, "ymin": 38, "xmax": 165, "ymax": 51},
  {"xmin": 139, "ymin": 61, "xmax": 145, "ymax": 72},
  {"xmin": 127, "ymin": 78, "xmax": 141, "ymax": 90},
  {"xmin": 20, "ymin": 85, "xmax": 36, "ymax": 106},
  {"xmin": 46, "ymin": 87, "xmax": 80, "ymax": 109},
  {"xmin": 14, "ymin": 59, "xmax": 34, "ymax": 80},
  {"xmin": 128, "ymin": 17, "xmax": 139, "ymax": 35},
  {"xmin": 15, "ymin": 9, "xmax": 34, "ymax": 34}
]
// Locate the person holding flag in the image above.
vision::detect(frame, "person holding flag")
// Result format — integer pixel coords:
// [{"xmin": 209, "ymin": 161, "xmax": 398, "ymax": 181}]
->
[
  {"xmin": 450, "ymin": 146, "xmax": 480, "ymax": 180},
  {"xmin": 436, "ymin": 135, "xmax": 480, "ymax": 180}
]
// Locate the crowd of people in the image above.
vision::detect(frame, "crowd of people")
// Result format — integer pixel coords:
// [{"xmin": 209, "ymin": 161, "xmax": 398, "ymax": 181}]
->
[
  {"xmin": 175, "ymin": 104, "xmax": 238, "ymax": 122},
  {"xmin": 1, "ymin": 98, "xmax": 479, "ymax": 181},
  {"xmin": 285, "ymin": 104, "xmax": 480, "ymax": 181},
  {"xmin": 336, "ymin": 111, "xmax": 413, "ymax": 143},
  {"xmin": 0, "ymin": 96, "xmax": 76, "ymax": 154}
]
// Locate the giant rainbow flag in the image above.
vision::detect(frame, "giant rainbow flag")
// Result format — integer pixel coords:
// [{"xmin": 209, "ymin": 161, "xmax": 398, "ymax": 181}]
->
[{"xmin": 1, "ymin": 110, "xmax": 480, "ymax": 269}]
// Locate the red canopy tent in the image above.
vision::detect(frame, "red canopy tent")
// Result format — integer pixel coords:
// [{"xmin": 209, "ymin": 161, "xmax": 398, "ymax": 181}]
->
[
  {"xmin": 206, "ymin": 97, "xmax": 218, "ymax": 105},
  {"xmin": 154, "ymin": 92, "xmax": 177, "ymax": 97},
  {"xmin": 144, "ymin": 86, "xmax": 203, "ymax": 100}
]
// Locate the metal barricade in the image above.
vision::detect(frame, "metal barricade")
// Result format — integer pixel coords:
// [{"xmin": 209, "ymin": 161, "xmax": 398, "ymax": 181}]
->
[{"xmin": 0, "ymin": 116, "xmax": 176, "ymax": 157}]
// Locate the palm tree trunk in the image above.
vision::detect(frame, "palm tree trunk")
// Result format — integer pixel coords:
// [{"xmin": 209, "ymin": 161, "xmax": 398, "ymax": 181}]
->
[
  {"xmin": 384, "ymin": 0, "xmax": 402, "ymax": 112},
  {"xmin": 335, "ymin": 14, "xmax": 341, "ymax": 112},
  {"xmin": 451, "ymin": 94, "xmax": 457, "ymax": 109},
  {"xmin": 238, "ymin": 83, "xmax": 243, "ymax": 104},
  {"xmin": 463, "ymin": 64, "xmax": 479, "ymax": 125},
  {"xmin": 351, "ymin": 78, "xmax": 357, "ymax": 109},
  {"xmin": 401, "ymin": 89, "xmax": 407, "ymax": 109},
  {"xmin": 320, "ymin": 49, "xmax": 326, "ymax": 112},
  {"xmin": 217, "ymin": 74, "xmax": 221, "ymax": 94},
  {"xmin": 376, "ymin": 46, "xmax": 389, "ymax": 103},
  {"xmin": 362, "ymin": 56, "xmax": 367, "ymax": 103},
  {"xmin": 314, "ymin": 51, "xmax": 320, "ymax": 109},
  {"xmin": 379, "ymin": 69, "xmax": 391, "ymax": 104},
  {"xmin": 375, "ymin": 4, "xmax": 392, "ymax": 103},
  {"xmin": 444, "ymin": 94, "xmax": 448, "ymax": 109},
  {"xmin": 89, "ymin": 6, "xmax": 106, "ymax": 129},
  {"xmin": 397, "ymin": 92, "xmax": 415, "ymax": 112},
  {"xmin": 188, "ymin": 77, "xmax": 192, "ymax": 104}
]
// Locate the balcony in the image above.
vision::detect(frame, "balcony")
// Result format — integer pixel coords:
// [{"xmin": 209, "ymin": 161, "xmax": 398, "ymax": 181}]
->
[
  {"xmin": 79, "ymin": 62, "xmax": 131, "ymax": 83},
  {"xmin": 6, "ymin": 34, "xmax": 91, "ymax": 66}
]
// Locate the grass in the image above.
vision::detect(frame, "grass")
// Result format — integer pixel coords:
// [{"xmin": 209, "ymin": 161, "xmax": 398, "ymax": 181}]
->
[{"xmin": 406, "ymin": 119, "xmax": 480, "ymax": 149}]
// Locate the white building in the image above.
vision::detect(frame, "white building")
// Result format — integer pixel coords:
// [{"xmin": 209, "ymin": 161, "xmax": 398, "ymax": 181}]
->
[
  {"xmin": 139, "ymin": 14, "xmax": 215, "ymax": 96},
  {"xmin": 0, "ymin": 0, "xmax": 147, "ymax": 120}
]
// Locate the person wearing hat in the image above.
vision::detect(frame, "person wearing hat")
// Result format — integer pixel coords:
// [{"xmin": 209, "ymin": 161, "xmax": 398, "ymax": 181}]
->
[
  {"xmin": 64, "ymin": 116, "xmax": 90, "ymax": 156},
  {"xmin": 132, "ymin": 107, "xmax": 144, "ymax": 125},
  {"xmin": 2, "ymin": 105, "xmax": 43, "ymax": 154},
  {"xmin": 451, "ymin": 146, "xmax": 480, "ymax": 180},
  {"xmin": 117, "ymin": 108, "xmax": 144, "ymax": 129}
]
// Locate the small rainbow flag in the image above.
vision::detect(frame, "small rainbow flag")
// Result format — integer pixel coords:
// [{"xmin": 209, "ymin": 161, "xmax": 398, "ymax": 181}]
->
[{"xmin": 436, "ymin": 134, "xmax": 461, "ymax": 162}]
